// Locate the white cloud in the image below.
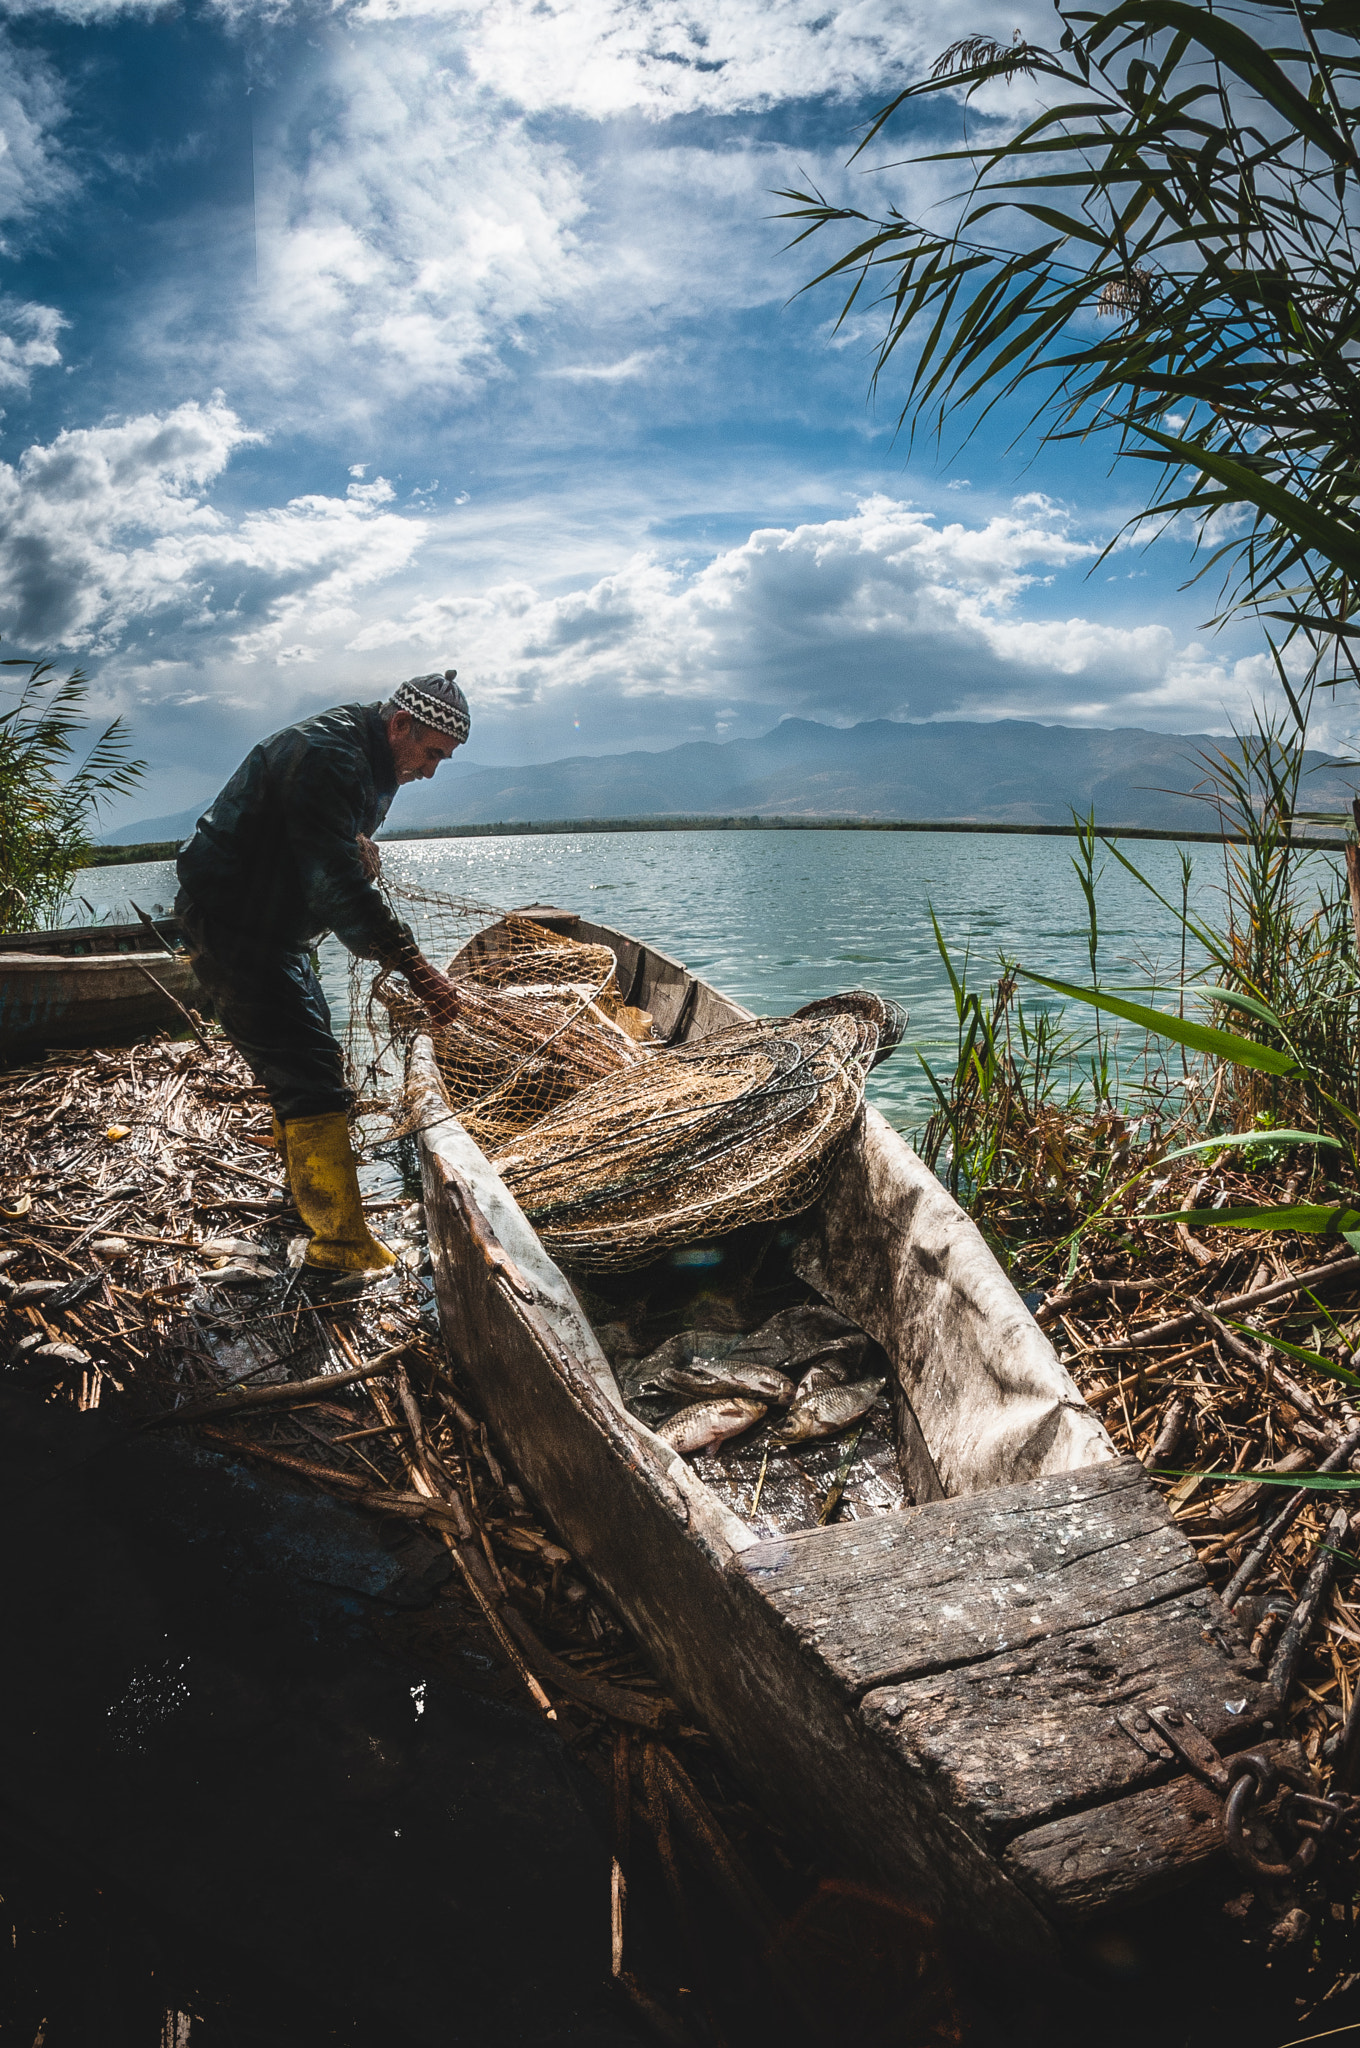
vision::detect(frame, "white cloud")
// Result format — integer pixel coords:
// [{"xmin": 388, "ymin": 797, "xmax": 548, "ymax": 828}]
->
[
  {"xmin": 116, "ymin": 4, "xmax": 978, "ymax": 421},
  {"xmin": 0, "ymin": 32, "xmax": 78, "ymax": 240},
  {"xmin": 345, "ymin": 0, "xmax": 1042, "ymax": 122},
  {"xmin": 244, "ymin": 40, "xmax": 590, "ymax": 410},
  {"xmin": 344, "ymin": 493, "xmax": 1265, "ymax": 731},
  {"xmin": 0, "ymin": 299, "xmax": 64, "ymax": 391},
  {"xmin": 0, "ymin": 396, "xmax": 427, "ymax": 662},
  {"xmin": 544, "ymin": 349, "xmax": 663, "ymax": 382}
]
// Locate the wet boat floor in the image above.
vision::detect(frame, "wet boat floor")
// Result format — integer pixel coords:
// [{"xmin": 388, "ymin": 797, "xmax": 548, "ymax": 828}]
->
[{"xmin": 571, "ymin": 1222, "xmax": 908, "ymax": 1538}]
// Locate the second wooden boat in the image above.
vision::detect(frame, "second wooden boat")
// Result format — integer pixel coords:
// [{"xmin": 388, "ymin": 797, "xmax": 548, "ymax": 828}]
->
[
  {"xmin": 0, "ymin": 918, "xmax": 201, "ymax": 1065},
  {"xmin": 409, "ymin": 908, "xmax": 1287, "ymax": 1959}
]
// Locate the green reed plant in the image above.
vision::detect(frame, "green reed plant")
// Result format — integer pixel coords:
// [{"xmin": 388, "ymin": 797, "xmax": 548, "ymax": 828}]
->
[
  {"xmin": 0, "ymin": 657, "xmax": 144, "ymax": 933},
  {"xmin": 1088, "ymin": 705, "xmax": 1360, "ymax": 1164},
  {"xmin": 918, "ymin": 704, "xmax": 1360, "ymax": 1254},
  {"xmin": 917, "ymin": 909, "xmax": 1110, "ymax": 1215}
]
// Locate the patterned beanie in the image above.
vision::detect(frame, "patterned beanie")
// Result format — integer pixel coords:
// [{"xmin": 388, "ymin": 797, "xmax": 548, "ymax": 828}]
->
[{"xmin": 391, "ymin": 669, "xmax": 470, "ymax": 744}]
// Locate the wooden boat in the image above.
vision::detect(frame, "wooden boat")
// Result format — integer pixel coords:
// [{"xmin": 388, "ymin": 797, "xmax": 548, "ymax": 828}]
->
[
  {"xmin": 409, "ymin": 908, "xmax": 1284, "ymax": 1959},
  {"xmin": 0, "ymin": 917, "xmax": 202, "ymax": 1065}
]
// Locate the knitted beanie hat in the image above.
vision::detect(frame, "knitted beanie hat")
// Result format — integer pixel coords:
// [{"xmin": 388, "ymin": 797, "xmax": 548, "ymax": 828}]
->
[{"xmin": 391, "ymin": 669, "xmax": 470, "ymax": 744}]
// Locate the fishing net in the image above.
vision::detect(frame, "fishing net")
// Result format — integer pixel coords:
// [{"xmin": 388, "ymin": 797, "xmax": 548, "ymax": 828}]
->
[
  {"xmin": 356, "ymin": 882, "xmax": 658, "ymax": 1151},
  {"xmin": 492, "ymin": 1004, "xmax": 892, "ymax": 1270},
  {"xmin": 349, "ymin": 867, "xmax": 906, "ymax": 1269}
]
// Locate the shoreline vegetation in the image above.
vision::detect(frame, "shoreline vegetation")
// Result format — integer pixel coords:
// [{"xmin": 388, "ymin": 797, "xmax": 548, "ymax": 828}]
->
[
  {"xmin": 88, "ymin": 812, "xmax": 1350, "ymax": 868},
  {"xmin": 909, "ymin": 732, "xmax": 1360, "ymax": 1890}
]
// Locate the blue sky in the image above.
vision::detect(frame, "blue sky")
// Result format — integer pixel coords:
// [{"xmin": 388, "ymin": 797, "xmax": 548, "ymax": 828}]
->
[{"xmin": 0, "ymin": 0, "xmax": 1324, "ymax": 826}]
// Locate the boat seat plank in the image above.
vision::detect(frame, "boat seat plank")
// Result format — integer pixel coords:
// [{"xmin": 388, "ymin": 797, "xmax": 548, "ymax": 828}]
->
[
  {"xmin": 737, "ymin": 1457, "xmax": 1205, "ymax": 1694},
  {"xmin": 1001, "ymin": 1740, "xmax": 1302, "ymax": 1920},
  {"xmin": 861, "ymin": 1583, "xmax": 1273, "ymax": 1845}
]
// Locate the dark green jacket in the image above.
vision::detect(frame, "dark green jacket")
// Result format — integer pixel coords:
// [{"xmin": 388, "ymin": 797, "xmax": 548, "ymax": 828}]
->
[{"xmin": 176, "ymin": 702, "xmax": 410, "ymax": 961}]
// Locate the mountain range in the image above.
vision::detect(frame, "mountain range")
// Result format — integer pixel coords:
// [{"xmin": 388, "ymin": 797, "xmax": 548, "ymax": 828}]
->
[{"xmin": 103, "ymin": 716, "xmax": 1360, "ymax": 844}]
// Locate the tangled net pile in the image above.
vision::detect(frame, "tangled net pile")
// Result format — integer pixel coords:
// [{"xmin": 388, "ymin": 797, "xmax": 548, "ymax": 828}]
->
[
  {"xmin": 361, "ymin": 876, "xmax": 906, "ymax": 1270},
  {"xmin": 494, "ymin": 998, "xmax": 901, "ymax": 1268}
]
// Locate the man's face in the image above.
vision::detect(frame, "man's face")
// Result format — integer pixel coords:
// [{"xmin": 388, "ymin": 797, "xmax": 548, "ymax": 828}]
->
[{"xmin": 387, "ymin": 710, "xmax": 459, "ymax": 783}]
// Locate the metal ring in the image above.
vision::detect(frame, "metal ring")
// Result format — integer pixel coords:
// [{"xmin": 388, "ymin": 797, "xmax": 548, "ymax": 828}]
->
[
  {"xmin": 1227, "ymin": 1748, "xmax": 1279, "ymax": 1803},
  {"xmin": 1224, "ymin": 1771, "xmax": 1319, "ymax": 1883}
]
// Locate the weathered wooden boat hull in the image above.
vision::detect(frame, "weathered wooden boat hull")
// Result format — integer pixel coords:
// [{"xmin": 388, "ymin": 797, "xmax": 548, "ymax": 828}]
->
[
  {"xmin": 0, "ymin": 921, "xmax": 200, "ymax": 1063},
  {"xmin": 411, "ymin": 914, "xmax": 1282, "ymax": 1954}
]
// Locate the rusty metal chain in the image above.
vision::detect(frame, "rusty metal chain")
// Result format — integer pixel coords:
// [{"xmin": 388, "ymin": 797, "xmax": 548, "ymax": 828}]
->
[
  {"xmin": 1130, "ymin": 1703, "xmax": 1360, "ymax": 1887},
  {"xmin": 1221, "ymin": 1748, "xmax": 1360, "ymax": 1884}
]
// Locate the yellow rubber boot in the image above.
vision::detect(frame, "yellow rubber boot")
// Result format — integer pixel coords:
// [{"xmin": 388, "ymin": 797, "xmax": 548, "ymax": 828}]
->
[{"xmin": 283, "ymin": 1112, "xmax": 397, "ymax": 1275}]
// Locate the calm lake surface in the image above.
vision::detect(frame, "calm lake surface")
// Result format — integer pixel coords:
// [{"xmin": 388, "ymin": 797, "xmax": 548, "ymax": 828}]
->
[{"xmin": 77, "ymin": 827, "xmax": 1281, "ymax": 1135}]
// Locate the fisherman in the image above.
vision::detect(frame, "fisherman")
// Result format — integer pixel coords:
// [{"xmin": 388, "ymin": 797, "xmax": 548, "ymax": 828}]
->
[{"xmin": 175, "ymin": 670, "xmax": 469, "ymax": 1283}]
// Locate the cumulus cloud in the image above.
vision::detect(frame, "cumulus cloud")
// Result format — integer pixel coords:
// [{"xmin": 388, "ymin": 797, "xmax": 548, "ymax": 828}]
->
[
  {"xmin": 243, "ymin": 38, "xmax": 589, "ymax": 408},
  {"xmin": 345, "ymin": 494, "xmax": 1271, "ymax": 732},
  {"xmin": 0, "ymin": 299, "xmax": 64, "ymax": 391},
  {"xmin": 108, "ymin": 0, "xmax": 986, "ymax": 421},
  {"xmin": 356, "ymin": 0, "xmax": 929, "ymax": 121},
  {"xmin": 0, "ymin": 396, "xmax": 427, "ymax": 661}
]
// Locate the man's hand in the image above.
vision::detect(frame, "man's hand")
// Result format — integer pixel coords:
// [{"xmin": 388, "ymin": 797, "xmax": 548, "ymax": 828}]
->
[{"xmin": 401, "ymin": 951, "xmax": 462, "ymax": 1027}]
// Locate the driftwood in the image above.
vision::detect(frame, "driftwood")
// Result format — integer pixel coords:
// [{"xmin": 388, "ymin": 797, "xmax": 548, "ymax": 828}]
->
[
  {"xmin": 145, "ymin": 1343, "xmax": 412, "ymax": 1428},
  {"xmin": 130, "ymin": 960, "xmax": 214, "ymax": 1053},
  {"xmin": 1149, "ymin": 1395, "xmax": 1191, "ymax": 1465},
  {"xmin": 1270, "ymin": 1506, "xmax": 1354, "ymax": 1700},
  {"xmin": 1086, "ymin": 1254, "xmax": 1360, "ymax": 1352}
]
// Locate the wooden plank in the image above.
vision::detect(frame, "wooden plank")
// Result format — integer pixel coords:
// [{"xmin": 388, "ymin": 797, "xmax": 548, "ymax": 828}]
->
[
  {"xmin": 575, "ymin": 919, "xmax": 750, "ymax": 1042},
  {"xmin": 573, "ymin": 918, "xmax": 645, "ymax": 1005},
  {"xmin": 1003, "ymin": 1741, "xmax": 1302, "ymax": 1920},
  {"xmin": 738, "ymin": 1457, "xmax": 1205, "ymax": 1694},
  {"xmin": 861, "ymin": 1585, "xmax": 1273, "ymax": 1844}
]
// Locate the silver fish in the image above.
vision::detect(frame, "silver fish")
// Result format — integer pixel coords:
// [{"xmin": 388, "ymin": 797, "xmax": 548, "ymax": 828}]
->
[
  {"xmin": 630, "ymin": 1355, "xmax": 794, "ymax": 1407},
  {"xmin": 795, "ymin": 1363, "xmax": 844, "ymax": 1401},
  {"xmin": 774, "ymin": 1378, "xmax": 885, "ymax": 1445},
  {"xmin": 657, "ymin": 1397, "xmax": 767, "ymax": 1456},
  {"xmin": 627, "ymin": 1330, "xmax": 741, "ymax": 1379},
  {"xmin": 728, "ymin": 1304, "xmax": 870, "ymax": 1376}
]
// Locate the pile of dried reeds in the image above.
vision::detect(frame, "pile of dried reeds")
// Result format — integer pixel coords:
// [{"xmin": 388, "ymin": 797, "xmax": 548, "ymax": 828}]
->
[{"xmin": 1024, "ymin": 1151, "xmax": 1360, "ymax": 1791}]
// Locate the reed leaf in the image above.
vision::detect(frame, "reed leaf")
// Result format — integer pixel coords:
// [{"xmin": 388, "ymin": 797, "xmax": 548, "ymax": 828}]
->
[
  {"xmin": 1141, "ymin": 1203, "xmax": 1360, "ymax": 1231},
  {"xmin": 785, "ymin": 1, "xmax": 1360, "ymax": 680},
  {"xmin": 1225, "ymin": 1321, "xmax": 1360, "ymax": 1388},
  {"xmin": 1155, "ymin": 1469, "xmax": 1360, "ymax": 1489},
  {"xmin": 1016, "ymin": 971, "xmax": 1299, "ymax": 1074}
]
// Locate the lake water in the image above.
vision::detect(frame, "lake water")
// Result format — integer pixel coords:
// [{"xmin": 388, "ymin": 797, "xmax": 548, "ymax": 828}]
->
[{"xmin": 74, "ymin": 827, "xmax": 1271, "ymax": 1135}]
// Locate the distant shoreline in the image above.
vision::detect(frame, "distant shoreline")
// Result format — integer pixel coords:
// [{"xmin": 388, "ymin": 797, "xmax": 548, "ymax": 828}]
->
[{"xmin": 89, "ymin": 813, "xmax": 1350, "ymax": 867}]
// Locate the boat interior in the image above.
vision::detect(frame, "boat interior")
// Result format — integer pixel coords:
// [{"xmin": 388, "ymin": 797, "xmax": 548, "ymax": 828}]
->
[
  {"xmin": 417, "ymin": 911, "xmax": 1273, "ymax": 1925},
  {"xmin": 446, "ymin": 905, "xmax": 1115, "ymax": 1540}
]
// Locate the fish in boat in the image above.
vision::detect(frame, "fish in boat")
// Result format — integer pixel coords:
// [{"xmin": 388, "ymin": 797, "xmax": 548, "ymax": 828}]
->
[
  {"xmin": 657, "ymin": 1397, "xmax": 768, "ymax": 1455},
  {"xmin": 626, "ymin": 1354, "xmax": 795, "ymax": 1408},
  {"xmin": 411, "ymin": 905, "xmax": 1286, "ymax": 1964},
  {"xmin": 0, "ymin": 916, "xmax": 200, "ymax": 1066},
  {"xmin": 623, "ymin": 1329, "xmax": 795, "ymax": 1408},
  {"xmin": 773, "ymin": 1379, "xmax": 885, "ymax": 1444},
  {"xmin": 621, "ymin": 1328, "xmax": 739, "ymax": 1379}
]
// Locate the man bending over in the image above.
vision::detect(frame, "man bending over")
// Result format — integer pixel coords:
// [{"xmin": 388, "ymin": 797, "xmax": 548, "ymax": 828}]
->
[{"xmin": 176, "ymin": 669, "xmax": 467, "ymax": 1282}]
